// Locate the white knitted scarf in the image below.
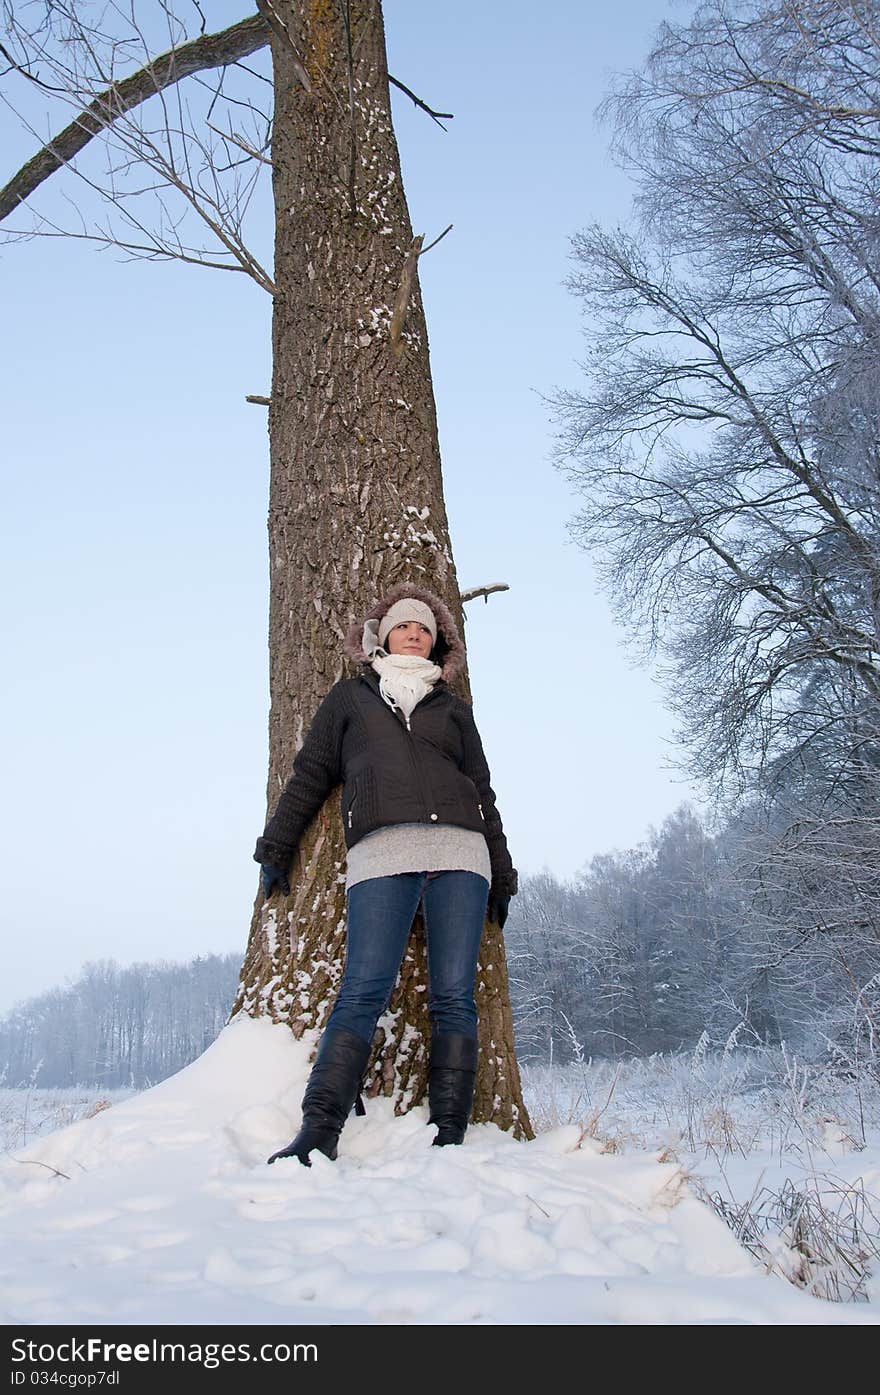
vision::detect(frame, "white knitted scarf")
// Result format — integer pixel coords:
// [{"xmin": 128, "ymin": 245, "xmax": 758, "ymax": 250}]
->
[
  {"xmin": 371, "ymin": 652, "xmax": 442, "ymax": 721},
  {"xmin": 361, "ymin": 619, "xmax": 441, "ymax": 721}
]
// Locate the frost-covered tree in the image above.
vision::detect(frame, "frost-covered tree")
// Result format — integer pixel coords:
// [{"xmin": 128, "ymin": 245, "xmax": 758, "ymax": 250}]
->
[
  {"xmin": 0, "ymin": 955, "xmax": 240, "ymax": 1087},
  {"xmin": 554, "ymin": 0, "xmax": 880, "ymax": 795},
  {"xmin": 553, "ymin": 0, "xmax": 880, "ymax": 989},
  {"xmin": 503, "ymin": 870, "xmax": 592, "ymax": 1061},
  {"xmin": 504, "ymin": 806, "xmax": 773, "ymax": 1059}
]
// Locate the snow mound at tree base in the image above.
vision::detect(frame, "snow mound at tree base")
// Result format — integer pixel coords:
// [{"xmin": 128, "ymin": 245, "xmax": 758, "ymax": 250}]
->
[{"xmin": 0, "ymin": 1017, "xmax": 873, "ymax": 1325}]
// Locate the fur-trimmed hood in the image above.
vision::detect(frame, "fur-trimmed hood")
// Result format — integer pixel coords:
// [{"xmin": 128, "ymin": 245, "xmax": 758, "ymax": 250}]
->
[{"xmin": 345, "ymin": 582, "xmax": 466, "ymax": 683}]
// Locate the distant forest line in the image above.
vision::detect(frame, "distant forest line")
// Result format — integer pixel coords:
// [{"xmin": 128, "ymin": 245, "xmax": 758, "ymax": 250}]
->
[{"xmin": 3, "ymin": 803, "xmax": 874, "ymax": 1088}]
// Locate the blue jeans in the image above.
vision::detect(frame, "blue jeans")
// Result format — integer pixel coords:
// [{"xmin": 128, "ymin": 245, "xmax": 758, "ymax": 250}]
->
[{"xmin": 323, "ymin": 871, "xmax": 490, "ymax": 1044}]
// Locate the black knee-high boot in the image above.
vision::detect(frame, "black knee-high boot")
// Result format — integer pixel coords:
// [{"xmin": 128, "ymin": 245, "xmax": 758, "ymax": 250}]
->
[
  {"xmin": 428, "ymin": 1032, "xmax": 478, "ymax": 1147},
  {"xmin": 267, "ymin": 1027, "xmax": 371, "ymax": 1167}
]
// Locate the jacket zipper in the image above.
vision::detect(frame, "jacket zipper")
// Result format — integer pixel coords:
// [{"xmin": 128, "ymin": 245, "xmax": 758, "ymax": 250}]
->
[
  {"xmin": 347, "ymin": 784, "xmax": 358, "ymax": 830},
  {"xmin": 400, "ymin": 710, "xmax": 432, "ymax": 819},
  {"xmin": 359, "ymin": 675, "xmax": 442, "ymax": 822}
]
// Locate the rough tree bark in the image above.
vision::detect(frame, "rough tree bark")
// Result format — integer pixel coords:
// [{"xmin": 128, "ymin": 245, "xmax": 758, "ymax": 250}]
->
[{"xmin": 230, "ymin": 0, "xmax": 531, "ymax": 1138}]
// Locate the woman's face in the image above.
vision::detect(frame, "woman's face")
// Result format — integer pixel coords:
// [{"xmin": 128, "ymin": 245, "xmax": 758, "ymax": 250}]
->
[{"xmin": 387, "ymin": 620, "xmax": 434, "ymax": 659}]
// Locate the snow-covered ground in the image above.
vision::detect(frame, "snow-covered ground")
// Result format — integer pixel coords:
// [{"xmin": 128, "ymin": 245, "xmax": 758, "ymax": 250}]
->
[
  {"xmin": 1, "ymin": 1019, "xmax": 877, "ymax": 1325},
  {"xmin": 525, "ymin": 1048, "xmax": 880, "ymax": 1305}
]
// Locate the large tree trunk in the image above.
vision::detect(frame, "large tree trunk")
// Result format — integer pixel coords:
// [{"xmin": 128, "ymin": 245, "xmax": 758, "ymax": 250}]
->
[{"xmin": 232, "ymin": 0, "xmax": 532, "ymax": 1139}]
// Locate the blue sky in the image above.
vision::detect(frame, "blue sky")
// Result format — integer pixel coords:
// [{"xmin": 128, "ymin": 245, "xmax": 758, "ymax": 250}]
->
[{"xmin": 0, "ymin": 0, "xmax": 700, "ymax": 1014}]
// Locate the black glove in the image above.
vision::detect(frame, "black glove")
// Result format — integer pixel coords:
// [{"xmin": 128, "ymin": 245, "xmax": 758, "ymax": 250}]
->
[
  {"xmin": 260, "ymin": 863, "xmax": 290, "ymax": 898},
  {"xmin": 487, "ymin": 891, "xmax": 511, "ymax": 930}
]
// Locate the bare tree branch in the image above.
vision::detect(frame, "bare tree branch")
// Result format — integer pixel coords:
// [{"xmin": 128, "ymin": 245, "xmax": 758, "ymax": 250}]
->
[
  {"xmin": 388, "ymin": 74, "xmax": 453, "ymax": 127},
  {"xmin": 0, "ymin": 38, "xmax": 70, "ymax": 93},
  {"xmin": 11, "ymin": 1157, "xmax": 71, "ymax": 1180},
  {"xmin": 0, "ymin": 13, "xmax": 269, "ymax": 223},
  {"xmin": 419, "ymin": 222, "xmax": 453, "ymax": 256},
  {"xmin": 461, "ymin": 583, "xmax": 511, "ymax": 605},
  {"xmin": 1, "ymin": 1, "xmax": 453, "ymax": 229},
  {"xmin": 205, "ymin": 120, "xmax": 271, "ymax": 166}
]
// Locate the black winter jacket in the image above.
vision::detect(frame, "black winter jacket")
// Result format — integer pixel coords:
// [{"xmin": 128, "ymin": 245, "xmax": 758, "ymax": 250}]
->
[{"xmin": 254, "ymin": 666, "xmax": 518, "ymax": 898}]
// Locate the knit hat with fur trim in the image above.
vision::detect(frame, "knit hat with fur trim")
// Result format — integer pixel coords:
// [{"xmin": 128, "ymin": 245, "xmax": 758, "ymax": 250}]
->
[
  {"xmin": 377, "ymin": 598, "xmax": 438, "ymax": 649},
  {"xmin": 345, "ymin": 582, "xmax": 466, "ymax": 683}
]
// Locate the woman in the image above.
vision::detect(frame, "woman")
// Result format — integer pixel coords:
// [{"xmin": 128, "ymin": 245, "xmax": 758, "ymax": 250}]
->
[{"xmin": 254, "ymin": 582, "xmax": 518, "ymax": 1166}]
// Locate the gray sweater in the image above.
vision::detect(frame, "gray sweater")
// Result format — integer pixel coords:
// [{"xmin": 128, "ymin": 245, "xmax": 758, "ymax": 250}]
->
[{"xmin": 345, "ymin": 822, "xmax": 491, "ymax": 892}]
